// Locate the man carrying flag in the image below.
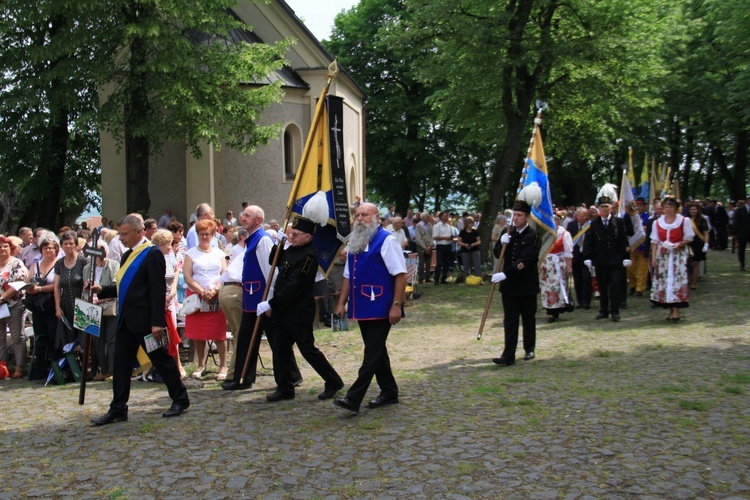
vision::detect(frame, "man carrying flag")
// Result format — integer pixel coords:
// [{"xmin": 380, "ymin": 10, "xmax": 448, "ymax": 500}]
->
[{"xmin": 90, "ymin": 215, "xmax": 189, "ymax": 425}]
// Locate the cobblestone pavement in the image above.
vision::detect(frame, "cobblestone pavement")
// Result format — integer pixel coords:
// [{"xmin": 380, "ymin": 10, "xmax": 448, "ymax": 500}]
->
[{"xmin": 1, "ymin": 251, "xmax": 749, "ymax": 498}]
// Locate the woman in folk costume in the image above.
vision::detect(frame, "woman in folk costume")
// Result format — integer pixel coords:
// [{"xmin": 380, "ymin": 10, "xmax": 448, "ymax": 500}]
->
[
  {"xmin": 687, "ymin": 202, "xmax": 710, "ymax": 290},
  {"xmin": 650, "ymin": 197, "xmax": 694, "ymax": 322},
  {"xmin": 540, "ymin": 215, "xmax": 573, "ymax": 322}
]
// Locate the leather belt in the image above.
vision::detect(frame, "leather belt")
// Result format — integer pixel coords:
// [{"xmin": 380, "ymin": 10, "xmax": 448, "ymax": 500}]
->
[{"xmin": 223, "ymin": 281, "xmax": 242, "ymax": 287}]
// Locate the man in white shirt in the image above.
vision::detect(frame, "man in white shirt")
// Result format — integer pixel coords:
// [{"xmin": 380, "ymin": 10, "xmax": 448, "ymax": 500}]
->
[
  {"xmin": 385, "ymin": 216, "xmax": 408, "ymax": 251},
  {"xmin": 185, "ymin": 203, "xmax": 216, "ymax": 250},
  {"xmin": 432, "ymin": 211, "xmax": 454, "ymax": 284}
]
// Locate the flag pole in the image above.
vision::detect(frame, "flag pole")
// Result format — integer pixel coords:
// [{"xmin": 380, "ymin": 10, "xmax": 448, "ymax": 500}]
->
[
  {"xmin": 477, "ymin": 109, "xmax": 543, "ymax": 340},
  {"xmin": 239, "ymin": 60, "xmax": 339, "ymax": 385}
]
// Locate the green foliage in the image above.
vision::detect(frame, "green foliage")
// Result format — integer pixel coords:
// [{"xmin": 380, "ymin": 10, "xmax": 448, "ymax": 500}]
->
[{"xmin": 0, "ymin": 0, "xmax": 292, "ymax": 224}]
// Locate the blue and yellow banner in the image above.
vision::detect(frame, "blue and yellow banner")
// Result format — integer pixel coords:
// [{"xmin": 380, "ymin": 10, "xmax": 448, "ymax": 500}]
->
[
  {"xmin": 288, "ymin": 79, "xmax": 350, "ymax": 275},
  {"xmin": 522, "ymin": 120, "xmax": 556, "ymax": 258},
  {"xmin": 114, "ymin": 241, "xmax": 152, "ymax": 327}
]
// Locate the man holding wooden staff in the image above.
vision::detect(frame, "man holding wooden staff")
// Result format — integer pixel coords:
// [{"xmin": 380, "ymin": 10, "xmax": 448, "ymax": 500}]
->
[{"xmin": 490, "ymin": 200, "xmax": 540, "ymax": 367}]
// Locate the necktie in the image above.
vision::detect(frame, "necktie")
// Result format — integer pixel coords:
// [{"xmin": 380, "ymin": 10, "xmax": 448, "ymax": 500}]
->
[
  {"xmin": 121, "ymin": 249, "xmax": 133, "ymax": 265},
  {"xmin": 603, "ymin": 219, "xmax": 609, "ymax": 228}
]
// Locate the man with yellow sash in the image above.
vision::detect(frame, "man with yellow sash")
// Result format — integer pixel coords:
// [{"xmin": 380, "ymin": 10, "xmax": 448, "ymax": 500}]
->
[{"xmin": 90, "ymin": 215, "xmax": 189, "ymax": 425}]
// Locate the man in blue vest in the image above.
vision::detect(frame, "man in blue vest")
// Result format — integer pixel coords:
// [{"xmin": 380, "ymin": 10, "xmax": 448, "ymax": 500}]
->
[
  {"xmin": 221, "ymin": 205, "xmax": 301, "ymax": 391},
  {"xmin": 333, "ymin": 203, "xmax": 407, "ymax": 413}
]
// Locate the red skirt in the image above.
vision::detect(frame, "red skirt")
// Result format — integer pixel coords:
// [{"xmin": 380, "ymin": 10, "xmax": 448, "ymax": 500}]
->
[{"xmin": 184, "ymin": 290, "xmax": 227, "ymax": 341}]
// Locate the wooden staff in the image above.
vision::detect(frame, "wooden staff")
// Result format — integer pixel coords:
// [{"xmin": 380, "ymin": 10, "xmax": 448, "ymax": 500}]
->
[
  {"xmin": 79, "ymin": 227, "xmax": 103, "ymax": 405},
  {"xmin": 477, "ymin": 110, "xmax": 544, "ymax": 340},
  {"xmin": 239, "ymin": 61, "xmax": 339, "ymax": 384}
]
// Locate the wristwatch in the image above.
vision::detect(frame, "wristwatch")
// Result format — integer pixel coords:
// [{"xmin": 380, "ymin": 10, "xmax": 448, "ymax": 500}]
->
[{"xmin": 392, "ymin": 301, "xmax": 401, "ymax": 307}]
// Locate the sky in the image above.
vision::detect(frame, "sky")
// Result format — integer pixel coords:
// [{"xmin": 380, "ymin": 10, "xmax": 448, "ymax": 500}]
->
[{"xmin": 284, "ymin": 0, "xmax": 360, "ymax": 41}]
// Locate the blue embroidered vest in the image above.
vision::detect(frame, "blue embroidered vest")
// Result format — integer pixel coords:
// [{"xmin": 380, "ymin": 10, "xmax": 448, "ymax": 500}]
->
[
  {"xmin": 242, "ymin": 229, "xmax": 270, "ymax": 312},
  {"xmin": 347, "ymin": 228, "xmax": 395, "ymax": 320}
]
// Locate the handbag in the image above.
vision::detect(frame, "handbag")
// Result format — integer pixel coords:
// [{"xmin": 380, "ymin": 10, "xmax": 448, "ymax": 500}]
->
[
  {"xmin": 99, "ymin": 299, "xmax": 117, "ymax": 317},
  {"xmin": 23, "ymin": 263, "xmax": 55, "ymax": 314},
  {"xmin": 179, "ymin": 293, "xmax": 201, "ymax": 316}
]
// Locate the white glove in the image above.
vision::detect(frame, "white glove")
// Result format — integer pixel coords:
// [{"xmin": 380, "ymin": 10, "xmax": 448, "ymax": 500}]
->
[
  {"xmin": 623, "ymin": 259, "xmax": 631, "ymax": 268},
  {"xmin": 256, "ymin": 301, "xmax": 271, "ymax": 316},
  {"xmin": 702, "ymin": 243, "xmax": 709, "ymax": 253},
  {"xmin": 491, "ymin": 272, "xmax": 507, "ymax": 283},
  {"xmin": 500, "ymin": 234, "xmax": 511, "ymax": 245},
  {"xmin": 583, "ymin": 259, "xmax": 593, "ymax": 270}
]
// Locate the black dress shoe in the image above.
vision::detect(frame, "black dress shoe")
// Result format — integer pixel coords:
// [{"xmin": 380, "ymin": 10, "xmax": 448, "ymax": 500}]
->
[
  {"xmin": 611, "ymin": 314, "xmax": 620, "ymax": 322},
  {"xmin": 162, "ymin": 402, "xmax": 189, "ymax": 418},
  {"xmin": 266, "ymin": 390, "xmax": 295, "ymax": 402},
  {"xmin": 595, "ymin": 313, "xmax": 608, "ymax": 320},
  {"xmin": 333, "ymin": 397, "xmax": 360, "ymax": 413},
  {"xmin": 221, "ymin": 381, "xmax": 251, "ymax": 391},
  {"xmin": 91, "ymin": 412, "xmax": 127, "ymax": 426},
  {"xmin": 366, "ymin": 393, "xmax": 399, "ymax": 409},
  {"xmin": 492, "ymin": 357, "xmax": 515, "ymax": 366},
  {"xmin": 318, "ymin": 382, "xmax": 345, "ymax": 400},
  {"xmin": 523, "ymin": 351, "xmax": 535, "ymax": 361}
]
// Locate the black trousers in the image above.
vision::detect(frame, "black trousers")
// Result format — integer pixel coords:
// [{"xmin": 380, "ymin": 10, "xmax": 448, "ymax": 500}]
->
[
  {"xmin": 434, "ymin": 244, "xmax": 452, "ymax": 283},
  {"xmin": 110, "ymin": 326, "xmax": 189, "ymax": 415},
  {"xmin": 230, "ymin": 313, "xmax": 300, "ymax": 385},
  {"xmin": 270, "ymin": 319, "xmax": 342, "ymax": 394},
  {"xmin": 594, "ymin": 264, "xmax": 622, "ymax": 316},
  {"xmin": 501, "ymin": 294, "xmax": 537, "ymax": 360},
  {"xmin": 571, "ymin": 260, "xmax": 591, "ymax": 307},
  {"xmin": 345, "ymin": 318, "xmax": 398, "ymax": 405},
  {"xmin": 738, "ymin": 237, "xmax": 748, "ymax": 268}
]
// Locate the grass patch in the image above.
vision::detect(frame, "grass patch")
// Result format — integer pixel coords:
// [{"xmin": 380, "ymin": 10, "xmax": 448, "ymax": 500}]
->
[
  {"xmin": 592, "ymin": 349, "xmax": 616, "ymax": 358},
  {"xmin": 722, "ymin": 373, "xmax": 750, "ymax": 384},
  {"xmin": 330, "ymin": 484, "xmax": 360, "ymax": 497},
  {"xmin": 471, "ymin": 384, "xmax": 504, "ymax": 395},
  {"xmin": 504, "ymin": 376, "xmax": 536, "ymax": 383},
  {"xmin": 658, "ymin": 385, "xmax": 689, "ymax": 394},
  {"xmin": 359, "ymin": 419, "xmax": 383, "ymax": 431},
  {"xmin": 724, "ymin": 386, "xmax": 744, "ymax": 395},
  {"xmin": 457, "ymin": 462, "xmax": 480, "ymax": 474},
  {"xmin": 679, "ymin": 400, "xmax": 713, "ymax": 411},
  {"xmin": 557, "ymin": 360, "xmax": 583, "ymax": 368}
]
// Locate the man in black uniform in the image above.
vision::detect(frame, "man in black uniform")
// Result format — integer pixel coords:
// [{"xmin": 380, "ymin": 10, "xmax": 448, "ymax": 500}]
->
[
  {"xmin": 566, "ymin": 207, "xmax": 592, "ymax": 309},
  {"xmin": 583, "ymin": 196, "xmax": 630, "ymax": 322},
  {"xmin": 256, "ymin": 216, "xmax": 344, "ymax": 402},
  {"xmin": 491, "ymin": 200, "xmax": 539, "ymax": 366}
]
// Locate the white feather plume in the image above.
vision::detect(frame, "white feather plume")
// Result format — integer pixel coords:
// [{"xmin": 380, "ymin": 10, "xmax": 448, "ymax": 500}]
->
[
  {"xmin": 519, "ymin": 182, "xmax": 543, "ymax": 209},
  {"xmin": 596, "ymin": 183, "xmax": 619, "ymax": 203},
  {"xmin": 302, "ymin": 191, "xmax": 330, "ymax": 225}
]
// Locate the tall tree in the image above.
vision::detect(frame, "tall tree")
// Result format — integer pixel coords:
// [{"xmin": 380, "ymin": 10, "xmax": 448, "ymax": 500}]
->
[
  {"xmin": 0, "ymin": 2, "xmax": 103, "ymax": 230},
  {"xmin": 97, "ymin": 0, "xmax": 291, "ymax": 214},
  {"xmin": 326, "ymin": 0, "xmax": 468, "ymax": 214},
  {"xmin": 408, "ymin": 0, "xmax": 676, "ymax": 232}
]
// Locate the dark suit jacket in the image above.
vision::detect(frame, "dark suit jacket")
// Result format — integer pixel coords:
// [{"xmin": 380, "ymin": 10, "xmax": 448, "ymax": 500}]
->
[
  {"xmin": 99, "ymin": 245, "xmax": 166, "ymax": 332},
  {"xmin": 735, "ymin": 205, "xmax": 750, "ymax": 240},
  {"xmin": 583, "ymin": 216, "xmax": 629, "ymax": 266},
  {"xmin": 566, "ymin": 220, "xmax": 587, "ymax": 262},
  {"xmin": 493, "ymin": 225, "xmax": 539, "ymax": 296}
]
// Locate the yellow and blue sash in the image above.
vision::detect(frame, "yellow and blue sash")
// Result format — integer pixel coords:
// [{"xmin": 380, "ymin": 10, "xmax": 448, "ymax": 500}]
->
[{"xmin": 115, "ymin": 241, "xmax": 153, "ymax": 326}]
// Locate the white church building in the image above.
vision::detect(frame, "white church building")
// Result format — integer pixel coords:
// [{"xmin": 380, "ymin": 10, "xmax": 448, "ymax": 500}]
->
[{"xmin": 99, "ymin": 0, "xmax": 365, "ymax": 225}]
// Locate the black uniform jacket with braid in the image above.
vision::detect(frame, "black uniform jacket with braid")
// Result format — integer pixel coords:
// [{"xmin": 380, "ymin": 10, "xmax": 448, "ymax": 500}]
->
[
  {"xmin": 493, "ymin": 225, "xmax": 539, "ymax": 296},
  {"xmin": 268, "ymin": 242, "xmax": 318, "ymax": 323}
]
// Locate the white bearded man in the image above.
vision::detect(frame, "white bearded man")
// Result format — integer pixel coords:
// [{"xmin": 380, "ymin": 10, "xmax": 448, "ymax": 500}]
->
[{"xmin": 333, "ymin": 203, "xmax": 407, "ymax": 413}]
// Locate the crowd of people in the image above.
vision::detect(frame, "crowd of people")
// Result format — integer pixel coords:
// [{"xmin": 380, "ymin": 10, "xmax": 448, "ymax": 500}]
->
[{"xmin": 1, "ymin": 192, "xmax": 748, "ymax": 422}]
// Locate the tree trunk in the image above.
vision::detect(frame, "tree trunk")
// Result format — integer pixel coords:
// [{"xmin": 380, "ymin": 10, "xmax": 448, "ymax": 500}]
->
[
  {"xmin": 731, "ymin": 129, "xmax": 748, "ymax": 201},
  {"xmin": 123, "ymin": 5, "xmax": 153, "ymax": 215}
]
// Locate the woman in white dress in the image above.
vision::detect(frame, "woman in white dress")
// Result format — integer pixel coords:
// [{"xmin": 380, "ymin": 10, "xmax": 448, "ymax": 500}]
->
[
  {"xmin": 540, "ymin": 217, "xmax": 573, "ymax": 322},
  {"xmin": 650, "ymin": 197, "xmax": 694, "ymax": 322}
]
